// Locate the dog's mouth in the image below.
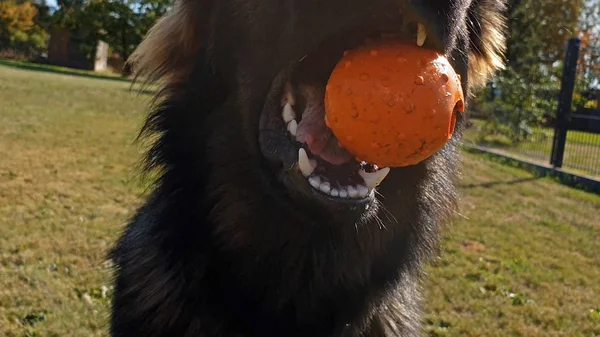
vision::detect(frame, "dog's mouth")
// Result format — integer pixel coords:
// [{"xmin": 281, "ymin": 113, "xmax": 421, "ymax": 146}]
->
[
  {"xmin": 276, "ymin": 82, "xmax": 389, "ymax": 201},
  {"xmin": 259, "ymin": 20, "xmax": 426, "ymax": 207}
]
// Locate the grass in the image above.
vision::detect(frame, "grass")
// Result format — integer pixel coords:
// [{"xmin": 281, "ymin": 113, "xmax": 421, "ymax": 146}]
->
[
  {"xmin": 422, "ymin": 159, "xmax": 600, "ymax": 336},
  {"xmin": 0, "ymin": 62, "xmax": 599, "ymax": 337},
  {"xmin": 0, "ymin": 62, "xmax": 147, "ymax": 337},
  {"xmin": 464, "ymin": 119, "xmax": 600, "ymax": 178},
  {"xmin": 0, "ymin": 59, "xmax": 130, "ymax": 83}
]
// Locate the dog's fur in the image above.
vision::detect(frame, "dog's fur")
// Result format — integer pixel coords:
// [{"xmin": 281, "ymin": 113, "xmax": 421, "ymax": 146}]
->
[{"xmin": 110, "ymin": 1, "xmax": 506, "ymax": 336}]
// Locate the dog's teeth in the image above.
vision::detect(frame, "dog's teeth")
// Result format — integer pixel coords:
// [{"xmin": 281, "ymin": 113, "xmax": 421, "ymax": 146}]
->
[
  {"xmin": 417, "ymin": 23, "xmax": 427, "ymax": 46},
  {"xmin": 319, "ymin": 182, "xmax": 331, "ymax": 194},
  {"xmin": 330, "ymin": 189, "xmax": 339, "ymax": 197},
  {"xmin": 357, "ymin": 185, "xmax": 369, "ymax": 198},
  {"xmin": 309, "ymin": 176, "xmax": 321, "ymax": 189},
  {"xmin": 347, "ymin": 186, "xmax": 359, "ymax": 198},
  {"xmin": 298, "ymin": 148, "xmax": 316, "ymax": 177},
  {"xmin": 282, "ymin": 103, "xmax": 295, "ymax": 123},
  {"xmin": 338, "ymin": 188, "xmax": 349, "ymax": 198},
  {"xmin": 359, "ymin": 167, "xmax": 391, "ymax": 190},
  {"xmin": 282, "ymin": 82, "xmax": 296, "ymax": 106},
  {"xmin": 287, "ymin": 119, "xmax": 298, "ymax": 136},
  {"xmin": 285, "ymin": 92, "xmax": 295, "ymax": 106}
]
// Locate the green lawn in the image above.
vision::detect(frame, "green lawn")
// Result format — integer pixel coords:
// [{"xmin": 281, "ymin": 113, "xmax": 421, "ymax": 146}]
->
[
  {"xmin": 1, "ymin": 63, "xmax": 599, "ymax": 337},
  {"xmin": 464, "ymin": 119, "xmax": 600, "ymax": 178},
  {"xmin": 0, "ymin": 59, "xmax": 130, "ymax": 83}
]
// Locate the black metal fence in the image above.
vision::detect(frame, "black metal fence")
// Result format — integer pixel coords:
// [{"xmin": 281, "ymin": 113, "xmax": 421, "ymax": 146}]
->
[{"xmin": 466, "ymin": 38, "xmax": 600, "ymax": 179}]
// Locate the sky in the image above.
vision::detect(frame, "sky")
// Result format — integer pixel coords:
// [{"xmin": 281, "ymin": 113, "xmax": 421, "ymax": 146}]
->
[{"xmin": 46, "ymin": 0, "xmax": 58, "ymax": 9}]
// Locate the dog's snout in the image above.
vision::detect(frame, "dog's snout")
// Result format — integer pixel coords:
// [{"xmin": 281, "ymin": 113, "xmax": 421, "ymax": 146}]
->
[
  {"xmin": 336, "ymin": 0, "xmax": 456, "ymax": 53},
  {"xmin": 399, "ymin": 0, "xmax": 471, "ymax": 52}
]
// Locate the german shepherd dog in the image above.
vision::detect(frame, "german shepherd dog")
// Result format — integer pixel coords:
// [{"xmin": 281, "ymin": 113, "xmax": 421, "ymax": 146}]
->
[{"xmin": 110, "ymin": 0, "xmax": 506, "ymax": 336}]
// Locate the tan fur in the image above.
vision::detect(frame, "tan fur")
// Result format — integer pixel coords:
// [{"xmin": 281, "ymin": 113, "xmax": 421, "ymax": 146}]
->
[
  {"xmin": 128, "ymin": 0, "xmax": 205, "ymax": 85},
  {"xmin": 131, "ymin": 0, "xmax": 505, "ymax": 91},
  {"xmin": 468, "ymin": 0, "xmax": 507, "ymax": 91}
]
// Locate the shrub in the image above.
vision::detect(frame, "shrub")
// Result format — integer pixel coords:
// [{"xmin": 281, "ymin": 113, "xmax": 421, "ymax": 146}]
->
[{"xmin": 476, "ymin": 69, "xmax": 559, "ymax": 143}]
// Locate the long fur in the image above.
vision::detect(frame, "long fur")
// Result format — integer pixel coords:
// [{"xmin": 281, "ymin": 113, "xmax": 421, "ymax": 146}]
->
[
  {"xmin": 111, "ymin": 1, "xmax": 507, "ymax": 336},
  {"xmin": 467, "ymin": 0, "xmax": 507, "ymax": 90},
  {"xmin": 131, "ymin": 1, "xmax": 507, "ymax": 91},
  {"xmin": 128, "ymin": 0, "xmax": 209, "ymax": 85}
]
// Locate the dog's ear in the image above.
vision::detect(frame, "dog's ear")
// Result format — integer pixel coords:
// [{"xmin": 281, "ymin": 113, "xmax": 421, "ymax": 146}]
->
[
  {"xmin": 128, "ymin": 0, "xmax": 214, "ymax": 85},
  {"xmin": 466, "ymin": 0, "xmax": 507, "ymax": 91}
]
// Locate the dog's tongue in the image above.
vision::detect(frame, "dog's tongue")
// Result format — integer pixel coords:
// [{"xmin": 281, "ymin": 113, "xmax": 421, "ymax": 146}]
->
[{"xmin": 295, "ymin": 85, "xmax": 354, "ymax": 165}]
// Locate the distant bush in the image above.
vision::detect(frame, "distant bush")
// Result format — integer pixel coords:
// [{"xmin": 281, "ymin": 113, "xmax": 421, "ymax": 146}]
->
[{"xmin": 474, "ymin": 69, "xmax": 559, "ymax": 143}]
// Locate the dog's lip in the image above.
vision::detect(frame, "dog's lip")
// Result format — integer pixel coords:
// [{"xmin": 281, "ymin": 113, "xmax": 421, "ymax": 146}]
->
[
  {"xmin": 258, "ymin": 63, "xmax": 402, "ymax": 212},
  {"xmin": 282, "ymin": 164, "xmax": 375, "ymax": 206},
  {"xmin": 258, "ymin": 71, "xmax": 377, "ymax": 208}
]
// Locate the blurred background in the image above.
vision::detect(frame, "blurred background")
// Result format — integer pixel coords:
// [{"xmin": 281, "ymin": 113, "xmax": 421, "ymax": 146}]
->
[
  {"xmin": 1, "ymin": 0, "xmax": 169, "ymax": 74},
  {"xmin": 0, "ymin": 1, "xmax": 599, "ymax": 336}
]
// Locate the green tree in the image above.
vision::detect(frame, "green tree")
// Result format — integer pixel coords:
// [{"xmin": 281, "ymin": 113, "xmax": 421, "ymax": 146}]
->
[
  {"xmin": 577, "ymin": 0, "xmax": 600, "ymax": 93},
  {"xmin": 50, "ymin": 0, "xmax": 169, "ymax": 74},
  {"xmin": 504, "ymin": 0, "xmax": 583, "ymax": 72},
  {"xmin": 86, "ymin": 0, "xmax": 170, "ymax": 74},
  {"xmin": 477, "ymin": 0, "xmax": 586, "ymax": 142}
]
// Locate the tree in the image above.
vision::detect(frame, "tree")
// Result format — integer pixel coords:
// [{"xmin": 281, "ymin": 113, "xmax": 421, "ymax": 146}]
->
[
  {"xmin": 87, "ymin": 0, "xmax": 170, "ymax": 74},
  {"xmin": 476, "ymin": 0, "xmax": 586, "ymax": 142},
  {"xmin": 577, "ymin": 0, "xmax": 600, "ymax": 92},
  {"xmin": 0, "ymin": 0, "xmax": 49, "ymax": 58},
  {"xmin": 48, "ymin": 0, "xmax": 168, "ymax": 74},
  {"xmin": 504, "ymin": 0, "xmax": 584, "ymax": 73}
]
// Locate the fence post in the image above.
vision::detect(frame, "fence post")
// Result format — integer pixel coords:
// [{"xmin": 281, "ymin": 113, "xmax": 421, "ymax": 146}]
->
[{"xmin": 551, "ymin": 38, "xmax": 581, "ymax": 168}]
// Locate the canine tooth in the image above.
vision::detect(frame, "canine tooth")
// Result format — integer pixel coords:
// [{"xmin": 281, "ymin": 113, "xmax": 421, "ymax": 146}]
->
[
  {"xmin": 357, "ymin": 185, "xmax": 369, "ymax": 198},
  {"xmin": 347, "ymin": 186, "xmax": 359, "ymax": 198},
  {"xmin": 319, "ymin": 182, "xmax": 331, "ymax": 194},
  {"xmin": 285, "ymin": 91, "xmax": 296, "ymax": 106},
  {"xmin": 338, "ymin": 188, "xmax": 349, "ymax": 198},
  {"xmin": 298, "ymin": 148, "xmax": 316, "ymax": 177},
  {"xmin": 417, "ymin": 23, "xmax": 427, "ymax": 46},
  {"xmin": 282, "ymin": 103, "xmax": 295, "ymax": 123},
  {"xmin": 282, "ymin": 82, "xmax": 296, "ymax": 106},
  {"xmin": 359, "ymin": 167, "xmax": 391, "ymax": 190},
  {"xmin": 330, "ymin": 189, "xmax": 339, "ymax": 197},
  {"xmin": 287, "ymin": 119, "xmax": 298, "ymax": 136}
]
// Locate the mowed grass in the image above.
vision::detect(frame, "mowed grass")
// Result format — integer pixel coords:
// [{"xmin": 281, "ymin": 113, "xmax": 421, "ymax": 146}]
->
[
  {"xmin": 0, "ymin": 59, "xmax": 129, "ymax": 82},
  {"xmin": 0, "ymin": 63, "xmax": 599, "ymax": 337},
  {"xmin": 422, "ymin": 161, "xmax": 600, "ymax": 336},
  {"xmin": 464, "ymin": 119, "xmax": 600, "ymax": 178},
  {"xmin": 0, "ymin": 63, "xmax": 148, "ymax": 336}
]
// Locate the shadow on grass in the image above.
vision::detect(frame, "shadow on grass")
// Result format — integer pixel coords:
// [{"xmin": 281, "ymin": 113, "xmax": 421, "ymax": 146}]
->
[
  {"xmin": 461, "ymin": 176, "xmax": 541, "ymax": 189},
  {"xmin": 0, "ymin": 59, "xmax": 131, "ymax": 83},
  {"xmin": 122, "ymin": 88, "xmax": 156, "ymax": 96}
]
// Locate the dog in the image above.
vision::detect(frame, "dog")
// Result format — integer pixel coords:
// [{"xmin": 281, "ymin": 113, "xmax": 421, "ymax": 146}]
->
[{"xmin": 110, "ymin": 0, "xmax": 506, "ymax": 336}]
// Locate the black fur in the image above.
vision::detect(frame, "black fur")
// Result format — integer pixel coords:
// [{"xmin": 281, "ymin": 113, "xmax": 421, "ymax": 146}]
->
[{"xmin": 110, "ymin": 0, "xmax": 506, "ymax": 336}]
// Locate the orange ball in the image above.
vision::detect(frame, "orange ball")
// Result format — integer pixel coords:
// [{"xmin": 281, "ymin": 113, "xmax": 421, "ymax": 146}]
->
[{"xmin": 324, "ymin": 41, "xmax": 465, "ymax": 167}]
